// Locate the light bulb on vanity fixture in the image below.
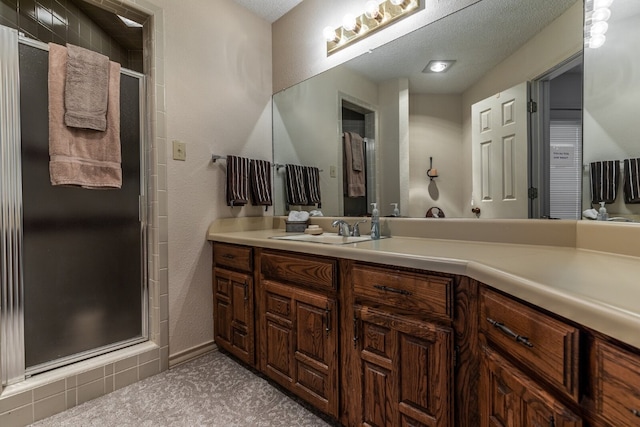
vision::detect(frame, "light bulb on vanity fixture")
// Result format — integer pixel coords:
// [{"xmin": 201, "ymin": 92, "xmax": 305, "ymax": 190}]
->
[
  {"xmin": 390, "ymin": 0, "xmax": 412, "ymax": 8},
  {"xmin": 342, "ymin": 13, "xmax": 361, "ymax": 33},
  {"xmin": 324, "ymin": 0, "xmax": 420, "ymax": 55},
  {"xmin": 323, "ymin": 26, "xmax": 339, "ymax": 43},
  {"xmin": 364, "ymin": 0, "xmax": 383, "ymax": 21}
]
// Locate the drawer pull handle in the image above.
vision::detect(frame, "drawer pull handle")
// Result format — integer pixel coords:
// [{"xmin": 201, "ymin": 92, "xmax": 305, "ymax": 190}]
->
[
  {"xmin": 353, "ymin": 315, "xmax": 359, "ymax": 348},
  {"xmin": 632, "ymin": 409, "xmax": 640, "ymax": 417},
  {"xmin": 487, "ymin": 317, "xmax": 534, "ymax": 348},
  {"xmin": 222, "ymin": 254, "xmax": 235, "ymax": 259},
  {"xmin": 325, "ymin": 306, "xmax": 332, "ymax": 337},
  {"xmin": 373, "ymin": 285, "xmax": 412, "ymax": 296},
  {"xmin": 243, "ymin": 281, "xmax": 248, "ymax": 301}
]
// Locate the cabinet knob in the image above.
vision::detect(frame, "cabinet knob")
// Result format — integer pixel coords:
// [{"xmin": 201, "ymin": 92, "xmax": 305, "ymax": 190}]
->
[{"xmin": 632, "ymin": 408, "xmax": 640, "ymax": 417}]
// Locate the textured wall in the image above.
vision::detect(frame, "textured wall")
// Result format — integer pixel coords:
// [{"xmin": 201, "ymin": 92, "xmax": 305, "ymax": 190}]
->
[{"xmin": 151, "ymin": 0, "xmax": 272, "ymax": 357}]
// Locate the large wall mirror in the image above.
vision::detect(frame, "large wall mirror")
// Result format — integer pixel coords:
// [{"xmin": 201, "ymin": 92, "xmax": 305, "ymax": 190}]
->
[
  {"xmin": 273, "ymin": 0, "xmax": 639, "ymax": 221},
  {"xmin": 583, "ymin": 0, "xmax": 640, "ymax": 221}
]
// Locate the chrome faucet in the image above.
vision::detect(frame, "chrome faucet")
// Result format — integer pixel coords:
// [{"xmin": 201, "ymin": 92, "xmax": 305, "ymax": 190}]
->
[
  {"xmin": 332, "ymin": 219, "xmax": 368, "ymax": 236},
  {"xmin": 332, "ymin": 219, "xmax": 351, "ymax": 236},
  {"xmin": 351, "ymin": 219, "xmax": 367, "ymax": 236}
]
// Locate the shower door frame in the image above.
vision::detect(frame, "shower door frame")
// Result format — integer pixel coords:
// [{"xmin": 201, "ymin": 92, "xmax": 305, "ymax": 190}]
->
[{"xmin": 0, "ymin": 30, "xmax": 150, "ymax": 386}]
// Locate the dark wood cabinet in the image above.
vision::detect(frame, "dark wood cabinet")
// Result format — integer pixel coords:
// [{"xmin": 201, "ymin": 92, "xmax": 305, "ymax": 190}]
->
[
  {"xmin": 480, "ymin": 345, "xmax": 582, "ymax": 427},
  {"xmin": 210, "ymin": 240, "xmax": 640, "ymax": 427},
  {"xmin": 212, "ymin": 243, "xmax": 255, "ymax": 366},
  {"xmin": 592, "ymin": 339, "xmax": 640, "ymax": 426},
  {"xmin": 478, "ymin": 286, "xmax": 583, "ymax": 427},
  {"xmin": 258, "ymin": 250, "xmax": 339, "ymax": 417},
  {"xmin": 479, "ymin": 287, "xmax": 580, "ymax": 403},
  {"xmin": 348, "ymin": 263, "xmax": 456, "ymax": 427},
  {"xmin": 353, "ymin": 305, "xmax": 453, "ymax": 427}
]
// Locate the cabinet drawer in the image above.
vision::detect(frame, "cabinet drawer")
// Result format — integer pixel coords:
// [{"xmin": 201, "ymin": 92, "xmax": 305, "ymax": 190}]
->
[
  {"xmin": 594, "ymin": 339, "xmax": 640, "ymax": 426},
  {"xmin": 352, "ymin": 264, "xmax": 453, "ymax": 321},
  {"xmin": 213, "ymin": 243, "xmax": 253, "ymax": 273},
  {"xmin": 479, "ymin": 287, "xmax": 580, "ymax": 401},
  {"xmin": 261, "ymin": 250, "xmax": 336, "ymax": 291}
]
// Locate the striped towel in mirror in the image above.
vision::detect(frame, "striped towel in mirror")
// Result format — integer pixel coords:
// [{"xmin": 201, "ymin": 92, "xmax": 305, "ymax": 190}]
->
[
  {"xmin": 589, "ymin": 160, "xmax": 619, "ymax": 204},
  {"xmin": 304, "ymin": 166, "xmax": 322, "ymax": 208},
  {"xmin": 285, "ymin": 164, "xmax": 308, "ymax": 208},
  {"xmin": 623, "ymin": 158, "xmax": 640, "ymax": 204}
]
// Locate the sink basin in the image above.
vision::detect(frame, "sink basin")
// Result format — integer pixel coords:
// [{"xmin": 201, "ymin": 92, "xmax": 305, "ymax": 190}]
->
[{"xmin": 270, "ymin": 233, "xmax": 380, "ymax": 245}]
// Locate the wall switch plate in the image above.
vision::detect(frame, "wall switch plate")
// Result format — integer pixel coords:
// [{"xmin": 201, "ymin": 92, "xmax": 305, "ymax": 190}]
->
[
  {"xmin": 330, "ymin": 165, "xmax": 337, "ymax": 178},
  {"xmin": 172, "ymin": 140, "xmax": 186, "ymax": 161}
]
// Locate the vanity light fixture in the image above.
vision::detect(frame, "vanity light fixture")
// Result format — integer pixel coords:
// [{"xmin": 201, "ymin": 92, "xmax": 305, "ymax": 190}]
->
[
  {"xmin": 422, "ymin": 60, "xmax": 456, "ymax": 73},
  {"xmin": 325, "ymin": 0, "xmax": 420, "ymax": 55}
]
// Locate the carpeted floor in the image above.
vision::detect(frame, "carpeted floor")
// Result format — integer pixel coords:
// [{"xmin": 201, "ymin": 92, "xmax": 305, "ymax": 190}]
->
[{"xmin": 30, "ymin": 350, "xmax": 333, "ymax": 426}]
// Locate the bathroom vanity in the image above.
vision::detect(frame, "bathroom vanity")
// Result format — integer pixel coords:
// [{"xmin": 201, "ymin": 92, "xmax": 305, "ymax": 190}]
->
[{"xmin": 208, "ymin": 218, "xmax": 640, "ymax": 426}]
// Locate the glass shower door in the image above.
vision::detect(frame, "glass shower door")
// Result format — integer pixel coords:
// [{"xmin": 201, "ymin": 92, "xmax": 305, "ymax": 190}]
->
[{"xmin": 18, "ymin": 41, "xmax": 147, "ymax": 374}]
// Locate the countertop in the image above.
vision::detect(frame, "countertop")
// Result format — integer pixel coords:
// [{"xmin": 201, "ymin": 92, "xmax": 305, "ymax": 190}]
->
[{"xmin": 207, "ymin": 225, "xmax": 640, "ymax": 350}]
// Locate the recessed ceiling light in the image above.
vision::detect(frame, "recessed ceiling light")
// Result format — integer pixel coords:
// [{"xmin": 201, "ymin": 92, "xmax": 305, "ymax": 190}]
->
[
  {"xmin": 422, "ymin": 60, "xmax": 456, "ymax": 73},
  {"xmin": 118, "ymin": 15, "xmax": 143, "ymax": 28}
]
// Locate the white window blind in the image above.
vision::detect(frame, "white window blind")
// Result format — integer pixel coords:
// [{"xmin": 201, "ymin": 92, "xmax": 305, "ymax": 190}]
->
[{"xmin": 549, "ymin": 121, "xmax": 582, "ymax": 219}]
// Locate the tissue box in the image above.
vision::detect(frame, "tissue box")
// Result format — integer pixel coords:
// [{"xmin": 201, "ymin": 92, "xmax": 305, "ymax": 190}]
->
[{"xmin": 285, "ymin": 220, "xmax": 308, "ymax": 232}]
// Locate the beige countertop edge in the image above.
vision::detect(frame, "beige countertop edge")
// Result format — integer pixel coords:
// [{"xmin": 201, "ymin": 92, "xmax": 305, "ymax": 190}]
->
[{"xmin": 207, "ymin": 230, "xmax": 640, "ymax": 350}]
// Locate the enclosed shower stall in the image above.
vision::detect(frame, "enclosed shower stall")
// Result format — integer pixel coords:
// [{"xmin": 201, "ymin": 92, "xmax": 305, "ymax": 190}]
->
[{"xmin": 1, "ymin": 27, "xmax": 148, "ymax": 387}]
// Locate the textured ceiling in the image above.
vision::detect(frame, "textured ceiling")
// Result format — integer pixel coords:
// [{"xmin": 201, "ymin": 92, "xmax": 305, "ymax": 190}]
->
[
  {"xmin": 344, "ymin": 0, "xmax": 580, "ymax": 94},
  {"xmin": 231, "ymin": 0, "xmax": 303, "ymax": 23}
]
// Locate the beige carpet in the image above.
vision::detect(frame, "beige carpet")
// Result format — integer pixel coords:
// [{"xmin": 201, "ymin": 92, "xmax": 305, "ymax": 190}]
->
[{"xmin": 30, "ymin": 350, "xmax": 334, "ymax": 426}]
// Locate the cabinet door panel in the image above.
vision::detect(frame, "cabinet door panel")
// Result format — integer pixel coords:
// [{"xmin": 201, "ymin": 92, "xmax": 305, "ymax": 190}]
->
[
  {"xmin": 260, "ymin": 279, "xmax": 338, "ymax": 417},
  {"xmin": 480, "ymin": 346, "xmax": 582, "ymax": 427},
  {"xmin": 363, "ymin": 361, "xmax": 395, "ymax": 427},
  {"xmin": 213, "ymin": 267, "xmax": 254, "ymax": 365},
  {"xmin": 356, "ymin": 306, "xmax": 453, "ymax": 427},
  {"xmin": 215, "ymin": 298, "xmax": 231, "ymax": 343},
  {"xmin": 296, "ymin": 301, "xmax": 327, "ymax": 362},
  {"xmin": 265, "ymin": 319, "xmax": 293, "ymax": 382}
]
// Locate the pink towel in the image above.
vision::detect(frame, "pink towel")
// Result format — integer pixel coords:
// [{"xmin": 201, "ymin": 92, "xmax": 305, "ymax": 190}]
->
[
  {"xmin": 64, "ymin": 44, "xmax": 110, "ymax": 131},
  {"xmin": 343, "ymin": 132, "xmax": 366, "ymax": 197},
  {"xmin": 48, "ymin": 43, "xmax": 122, "ymax": 189}
]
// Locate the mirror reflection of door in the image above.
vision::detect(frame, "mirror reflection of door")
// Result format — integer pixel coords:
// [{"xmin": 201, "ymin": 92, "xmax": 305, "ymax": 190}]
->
[
  {"xmin": 471, "ymin": 82, "xmax": 530, "ymax": 219},
  {"xmin": 342, "ymin": 100, "xmax": 375, "ymax": 216},
  {"xmin": 531, "ymin": 56, "xmax": 583, "ymax": 220}
]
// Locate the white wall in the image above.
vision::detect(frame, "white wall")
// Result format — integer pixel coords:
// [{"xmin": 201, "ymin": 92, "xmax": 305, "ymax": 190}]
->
[
  {"xmin": 409, "ymin": 94, "xmax": 463, "ymax": 218},
  {"xmin": 151, "ymin": 0, "xmax": 272, "ymax": 357},
  {"xmin": 378, "ymin": 79, "xmax": 408, "ymax": 217},
  {"xmin": 272, "ymin": 0, "xmax": 479, "ymax": 92}
]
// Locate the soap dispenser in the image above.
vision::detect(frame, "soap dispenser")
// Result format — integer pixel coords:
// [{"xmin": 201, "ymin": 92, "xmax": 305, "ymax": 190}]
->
[
  {"xmin": 597, "ymin": 201, "xmax": 609, "ymax": 221},
  {"xmin": 370, "ymin": 203, "xmax": 380, "ymax": 239},
  {"xmin": 391, "ymin": 203, "xmax": 400, "ymax": 217}
]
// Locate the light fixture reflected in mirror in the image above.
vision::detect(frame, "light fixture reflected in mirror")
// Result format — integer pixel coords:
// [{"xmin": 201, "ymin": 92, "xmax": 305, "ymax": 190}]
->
[
  {"xmin": 585, "ymin": 0, "xmax": 613, "ymax": 48},
  {"xmin": 324, "ymin": 0, "xmax": 420, "ymax": 55}
]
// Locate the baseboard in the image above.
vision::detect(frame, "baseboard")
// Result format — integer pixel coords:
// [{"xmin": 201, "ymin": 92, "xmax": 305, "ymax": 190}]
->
[{"xmin": 168, "ymin": 340, "xmax": 217, "ymax": 368}]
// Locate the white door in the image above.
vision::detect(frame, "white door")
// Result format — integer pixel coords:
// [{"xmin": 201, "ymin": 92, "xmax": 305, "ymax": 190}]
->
[{"xmin": 471, "ymin": 82, "xmax": 529, "ymax": 218}]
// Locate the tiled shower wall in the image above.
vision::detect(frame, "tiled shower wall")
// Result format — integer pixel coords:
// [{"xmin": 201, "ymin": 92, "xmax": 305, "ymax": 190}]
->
[
  {"xmin": 0, "ymin": 0, "xmax": 142, "ymax": 72},
  {"xmin": 0, "ymin": 0, "xmax": 167, "ymax": 424}
]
